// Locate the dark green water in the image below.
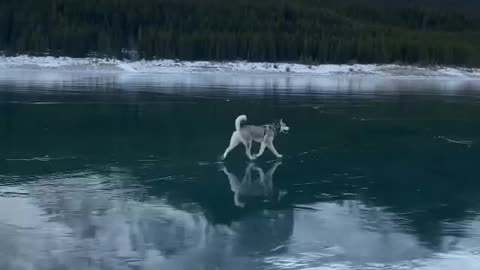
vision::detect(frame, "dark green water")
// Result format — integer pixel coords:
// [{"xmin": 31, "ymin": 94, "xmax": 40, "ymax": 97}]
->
[{"xmin": 1, "ymin": 71, "xmax": 480, "ymax": 270}]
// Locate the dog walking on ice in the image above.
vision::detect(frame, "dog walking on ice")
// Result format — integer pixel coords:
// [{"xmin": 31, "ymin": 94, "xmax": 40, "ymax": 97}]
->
[{"xmin": 221, "ymin": 115, "xmax": 290, "ymax": 160}]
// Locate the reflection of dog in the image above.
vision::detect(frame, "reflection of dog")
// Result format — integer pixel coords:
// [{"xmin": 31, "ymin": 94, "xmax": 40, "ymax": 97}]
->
[
  {"xmin": 221, "ymin": 115, "xmax": 290, "ymax": 160},
  {"xmin": 220, "ymin": 161, "xmax": 284, "ymax": 208}
]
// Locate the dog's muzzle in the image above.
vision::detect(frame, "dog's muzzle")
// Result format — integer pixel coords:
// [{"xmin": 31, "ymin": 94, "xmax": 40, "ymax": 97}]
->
[{"xmin": 280, "ymin": 126, "xmax": 290, "ymax": 134}]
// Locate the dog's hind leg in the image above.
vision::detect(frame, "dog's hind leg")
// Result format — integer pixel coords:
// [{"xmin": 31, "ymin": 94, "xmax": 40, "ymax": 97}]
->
[
  {"xmin": 221, "ymin": 132, "xmax": 241, "ymax": 160},
  {"xmin": 267, "ymin": 142, "xmax": 283, "ymax": 158},
  {"xmin": 254, "ymin": 132, "xmax": 270, "ymax": 159},
  {"xmin": 254, "ymin": 142, "xmax": 267, "ymax": 159},
  {"xmin": 244, "ymin": 140, "xmax": 256, "ymax": 160}
]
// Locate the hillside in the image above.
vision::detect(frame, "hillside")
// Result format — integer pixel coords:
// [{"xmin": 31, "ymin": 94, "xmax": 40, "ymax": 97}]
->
[{"xmin": 1, "ymin": 0, "xmax": 480, "ymax": 66}]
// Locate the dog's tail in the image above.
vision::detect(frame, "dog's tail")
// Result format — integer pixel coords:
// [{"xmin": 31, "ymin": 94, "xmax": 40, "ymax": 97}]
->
[{"xmin": 235, "ymin": 115, "xmax": 247, "ymax": 131}]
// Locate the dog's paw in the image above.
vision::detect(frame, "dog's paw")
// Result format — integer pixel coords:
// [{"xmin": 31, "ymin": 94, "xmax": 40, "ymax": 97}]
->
[{"xmin": 276, "ymin": 154, "xmax": 283, "ymax": 159}]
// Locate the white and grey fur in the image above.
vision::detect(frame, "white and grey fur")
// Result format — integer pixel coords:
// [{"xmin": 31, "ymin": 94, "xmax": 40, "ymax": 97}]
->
[{"xmin": 221, "ymin": 115, "xmax": 290, "ymax": 160}]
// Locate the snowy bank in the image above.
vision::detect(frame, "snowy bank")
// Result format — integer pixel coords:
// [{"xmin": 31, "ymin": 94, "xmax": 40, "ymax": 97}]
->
[{"xmin": 1, "ymin": 55, "xmax": 480, "ymax": 78}]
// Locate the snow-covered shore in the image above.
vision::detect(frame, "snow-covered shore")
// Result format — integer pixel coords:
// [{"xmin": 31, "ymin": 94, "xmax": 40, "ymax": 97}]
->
[{"xmin": 1, "ymin": 55, "xmax": 480, "ymax": 78}]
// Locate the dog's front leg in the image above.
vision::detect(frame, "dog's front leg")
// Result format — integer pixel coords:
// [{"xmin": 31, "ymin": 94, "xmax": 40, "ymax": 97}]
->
[{"xmin": 267, "ymin": 142, "xmax": 283, "ymax": 158}]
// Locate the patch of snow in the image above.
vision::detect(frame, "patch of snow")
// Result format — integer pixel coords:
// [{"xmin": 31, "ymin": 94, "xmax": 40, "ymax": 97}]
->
[
  {"xmin": 1, "ymin": 55, "xmax": 480, "ymax": 78},
  {"xmin": 117, "ymin": 62, "xmax": 139, "ymax": 72}
]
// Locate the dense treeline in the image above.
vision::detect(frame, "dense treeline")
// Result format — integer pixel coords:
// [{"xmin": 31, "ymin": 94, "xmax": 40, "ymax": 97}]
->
[{"xmin": 1, "ymin": 0, "xmax": 480, "ymax": 66}]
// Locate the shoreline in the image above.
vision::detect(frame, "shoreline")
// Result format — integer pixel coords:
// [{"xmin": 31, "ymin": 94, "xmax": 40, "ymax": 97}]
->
[{"xmin": 1, "ymin": 55, "xmax": 480, "ymax": 79}]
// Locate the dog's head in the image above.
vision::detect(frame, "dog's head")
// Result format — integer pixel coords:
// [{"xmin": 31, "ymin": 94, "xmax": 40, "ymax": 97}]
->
[{"xmin": 274, "ymin": 118, "xmax": 290, "ymax": 134}]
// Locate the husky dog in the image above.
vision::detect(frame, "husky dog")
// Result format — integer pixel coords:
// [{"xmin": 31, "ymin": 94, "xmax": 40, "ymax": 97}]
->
[{"xmin": 221, "ymin": 115, "xmax": 290, "ymax": 160}]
